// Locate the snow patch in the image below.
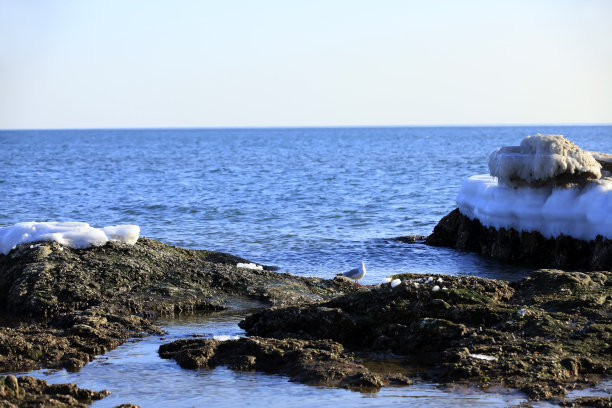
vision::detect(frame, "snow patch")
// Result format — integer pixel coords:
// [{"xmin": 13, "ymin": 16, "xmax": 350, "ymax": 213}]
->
[
  {"xmin": 0, "ymin": 222, "xmax": 140, "ymax": 255},
  {"xmin": 457, "ymin": 174, "xmax": 612, "ymax": 241},
  {"xmin": 470, "ymin": 353, "xmax": 498, "ymax": 361},
  {"xmin": 237, "ymin": 262, "xmax": 263, "ymax": 271},
  {"xmin": 213, "ymin": 335, "xmax": 241, "ymax": 341}
]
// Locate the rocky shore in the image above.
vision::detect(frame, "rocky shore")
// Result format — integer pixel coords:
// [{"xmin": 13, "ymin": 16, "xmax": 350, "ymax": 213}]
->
[
  {"xmin": 1, "ymin": 236, "xmax": 610, "ymax": 406},
  {"xmin": 0, "ymin": 237, "xmax": 354, "ymax": 406},
  {"xmin": 234, "ymin": 269, "xmax": 610, "ymax": 402}
]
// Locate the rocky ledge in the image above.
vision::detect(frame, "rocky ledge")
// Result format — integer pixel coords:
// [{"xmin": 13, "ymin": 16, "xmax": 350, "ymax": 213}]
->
[
  {"xmin": 426, "ymin": 208, "xmax": 612, "ymax": 270},
  {"xmin": 0, "ymin": 375, "xmax": 109, "ymax": 407},
  {"xmin": 159, "ymin": 336, "xmax": 411, "ymax": 390},
  {"xmin": 0, "ymin": 238, "xmax": 354, "ymax": 405},
  {"xmin": 229, "ymin": 269, "xmax": 611, "ymax": 402}
]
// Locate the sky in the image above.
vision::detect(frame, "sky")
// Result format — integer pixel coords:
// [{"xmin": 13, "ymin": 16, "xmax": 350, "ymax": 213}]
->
[{"xmin": 1, "ymin": 0, "xmax": 611, "ymax": 129}]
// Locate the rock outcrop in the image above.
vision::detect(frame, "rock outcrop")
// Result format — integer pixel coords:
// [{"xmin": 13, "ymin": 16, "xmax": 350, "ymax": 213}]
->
[
  {"xmin": 428, "ymin": 134, "xmax": 612, "ymax": 268},
  {"xmin": 237, "ymin": 269, "xmax": 612, "ymax": 401},
  {"xmin": 0, "ymin": 375, "xmax": 109, "ymax": 407},
  {"xmin": 0, "ymin": 238, "xmax": 354, "ymax": 405},
  {"xmin": 159, "ymin": 336, "xmax": 411, "ymax": 390}
]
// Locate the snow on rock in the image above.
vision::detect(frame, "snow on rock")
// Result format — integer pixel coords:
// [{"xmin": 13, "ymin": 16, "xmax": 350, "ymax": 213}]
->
[
  {"xmin": 237, "ymin": 262, "xmax": 263, "ymax": 271},
  {"xmin": 101, "ymin": 225, "xmax": 140, "ymax": 245},
  {"xmin": 212, "ymin": 335, "xmax": 241, "ymax": 341},
  {"xmin": 456, "ymin": 134, "xmax": 612, "ymax": 242},
  {"xmin": 469, "ymin": 353, "xmax": 498, "ymax": 361},
  {"xmin": 0, "ymin": 222, "xmax": 140, "ymax": 255},
  {"xmin": 488, "ymin": 134, "xmax": 601, "ymax": 187},
  {"xmin": 457, "ymin": 174, "xmax": 612, "ymax": 241}
]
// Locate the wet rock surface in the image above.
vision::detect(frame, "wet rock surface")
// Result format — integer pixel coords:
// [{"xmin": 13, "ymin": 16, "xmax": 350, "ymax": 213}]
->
[
  {"xmin": 0, "ymin": 374, "xmax": 109, "ymax": 407},
  {"xmin": 0, "ymin": 237, "xmax": 352, "ymax": 319},
  {"xmin": 391, "ymin": 235, "xmax": 427, "ymax": 244},
  {"xmin": 238, "ymin": 269, "xmax": 612, "ymax": 401},
  {"xmin": 426, "ymin": 209, "xmax": 612, "ymax": 270},
  {"xmin": 159, "ymin": 336, "xmax": 411, "ymax": 390},
  {"xmin": 560, "ymin": 396, "xmax": 612, "ymax": 407},
  {"xmin": 0, "ymin": 238, "xmax": 352, "ymax": 405}
]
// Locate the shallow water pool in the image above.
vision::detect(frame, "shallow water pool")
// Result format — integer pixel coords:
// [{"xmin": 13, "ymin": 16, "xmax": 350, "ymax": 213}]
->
[{"xmin": 13, "ymin": 310, "xmax": 610, "ymax": 407}]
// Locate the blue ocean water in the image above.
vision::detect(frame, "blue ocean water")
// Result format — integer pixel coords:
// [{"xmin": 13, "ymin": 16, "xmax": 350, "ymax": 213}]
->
[
  {"xmin": 3, "ymin": 126, "xmax": 612, "ymax": 406},
  {"xmin": 1, "ymin": 126, "xmax": 611, "ymax": 283}
]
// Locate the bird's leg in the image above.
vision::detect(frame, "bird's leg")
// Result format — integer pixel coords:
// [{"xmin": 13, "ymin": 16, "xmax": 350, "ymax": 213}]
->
[{"xmin": 355, "ymin": 280, "xmax": 360, "ymax": 287}]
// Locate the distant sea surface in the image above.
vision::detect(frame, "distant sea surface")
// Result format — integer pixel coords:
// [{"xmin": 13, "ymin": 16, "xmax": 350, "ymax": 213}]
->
[{"xmin": 2, "ymin": 126, "xmax": 611, "ymax": 282}]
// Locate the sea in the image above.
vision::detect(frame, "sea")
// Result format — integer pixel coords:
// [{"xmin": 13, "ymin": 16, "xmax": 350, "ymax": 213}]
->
[{"xmin": 1, "ymin": 125, "xmax": 611, "ymax": 406}]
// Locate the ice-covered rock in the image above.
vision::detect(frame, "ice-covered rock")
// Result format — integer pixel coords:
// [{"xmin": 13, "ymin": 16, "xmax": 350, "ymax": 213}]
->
[
  {"xmin": 589, "ymin": 151, "xmax": 612, "ymax": 174},
  {"xmin": 427, "ymin": 134, "xmax": 612, "ymax": 269},
  {"xmin": 457, "ymin": 174, "xmax": 612, "ymax": 241},
  {"xmin": 488, "ymin": 134, "xmax": 602, "ymax": 187},
  {"xmin": 0, "ymin": 222, "xmax": 140, "ymax": 255}
]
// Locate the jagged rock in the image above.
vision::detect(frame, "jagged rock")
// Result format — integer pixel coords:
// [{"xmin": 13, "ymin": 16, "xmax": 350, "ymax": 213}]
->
[
  {"xmin": 0, "ymin": 375, "xmax": 109, "ymax": 407},
  {"xmin": 159, "ymin": 336, "xmax": 408, "ymax": 390},
  {"xmin": 0, "ymin": 238, "xmax": 353, "ymax": 373},
  {"xmin": 238, "ymin": 269, "xmax": 612, "ymax": 400}
]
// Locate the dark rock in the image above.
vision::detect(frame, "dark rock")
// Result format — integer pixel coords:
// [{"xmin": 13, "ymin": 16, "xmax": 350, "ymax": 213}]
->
[
  {"xmin": 0, "ymin": 238, "xmax": 352, "ymax": 318},
  {"xmin": 0, "ymin": 238, "xmax": 353, "ymax": 373},
  {"xmin": 159, "ymin": 336, "xmax": 398, "ymax": 390},
  {"xmin": 392, "ymin": 235, "xmax": 427, "ymax": 244},
  {"xmin": 426, "ymin": 209, "xmax": 612, "ymax": 270},
  {"xmin": 0, "ymin": 375, "xmax": 109, "ymax": 407},
  {"xmin": 238, "ymin": 270, "xmax": 612, "ymax": 400},
  {"xmin": 560, "ymin": 396, "xmax": 612, "ymax": 407}
]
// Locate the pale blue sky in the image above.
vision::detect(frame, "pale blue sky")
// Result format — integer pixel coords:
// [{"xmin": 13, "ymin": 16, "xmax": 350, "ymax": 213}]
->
[{"xmin": 1, "ymin": 0, "xmax": 611, "ymax": 129}]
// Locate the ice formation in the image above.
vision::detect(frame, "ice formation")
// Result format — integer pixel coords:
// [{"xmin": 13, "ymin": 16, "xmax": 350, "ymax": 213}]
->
[
  {"xmin": 457, "ymin": 134, "xmax": 612, "ymax": 241},
  {"xmin": 458, "ymin": 175, "xmax": 612, "ymax": 241},
  {"xmin": 488, "ymin": 134, "xmax": 601, "ymax": 186},
  {"xmin": 0, "ymin": 222, "xmax": 140, "ymax": 255}
]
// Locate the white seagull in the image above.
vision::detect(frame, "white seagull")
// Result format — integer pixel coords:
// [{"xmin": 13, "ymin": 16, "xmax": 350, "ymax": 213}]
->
[{"xmin": 341, "ymin": 262, "xmax": 366, "ymax": 286}]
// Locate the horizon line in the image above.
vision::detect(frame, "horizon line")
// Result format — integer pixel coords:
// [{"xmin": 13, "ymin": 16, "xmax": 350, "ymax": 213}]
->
[{"xmin": 1, "ymin": 122, "xmax": 612, "ymax": 132}]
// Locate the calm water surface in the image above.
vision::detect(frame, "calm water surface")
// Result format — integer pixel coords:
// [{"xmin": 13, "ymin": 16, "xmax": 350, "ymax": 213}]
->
[{"xmin": 2, "ymin": 126, "xmax": 611, "ymax": 406}]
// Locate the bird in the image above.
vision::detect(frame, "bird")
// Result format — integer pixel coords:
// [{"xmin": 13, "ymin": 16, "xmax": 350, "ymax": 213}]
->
[{"xmin": 341, "ymin": 262, "xmax": 366, "ymax": 286}]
